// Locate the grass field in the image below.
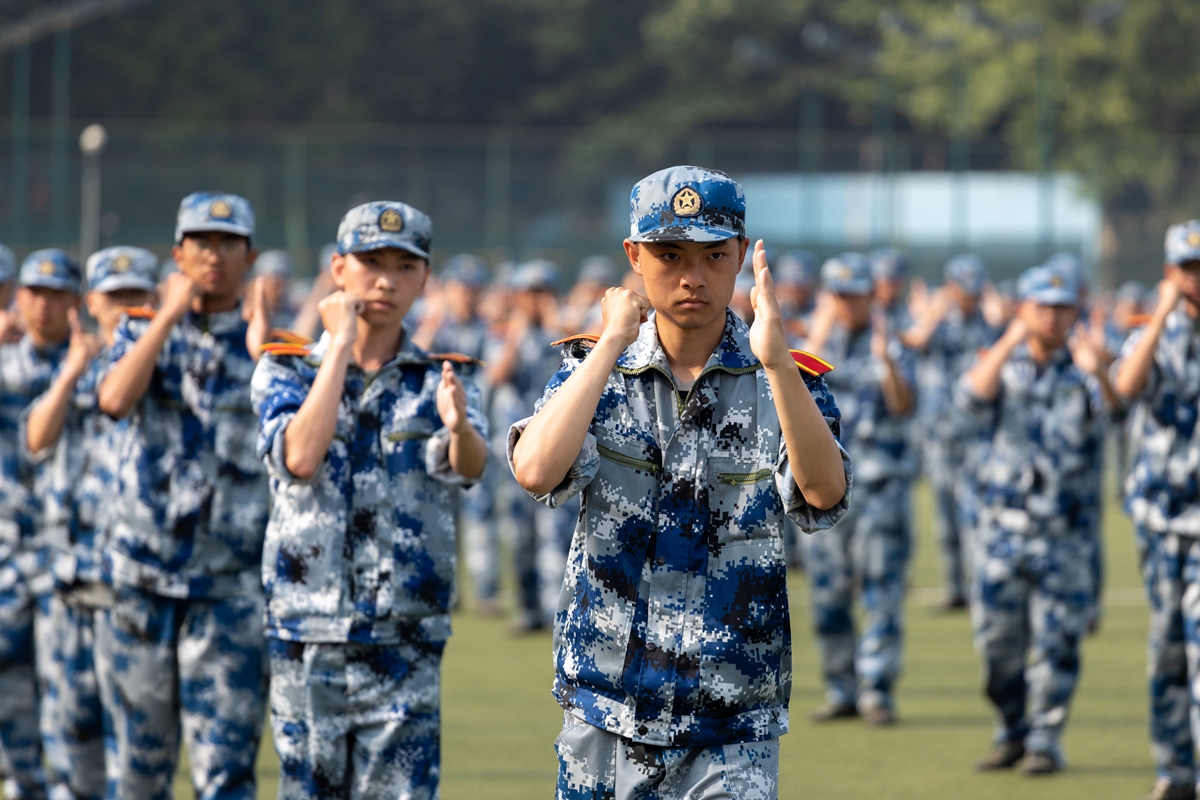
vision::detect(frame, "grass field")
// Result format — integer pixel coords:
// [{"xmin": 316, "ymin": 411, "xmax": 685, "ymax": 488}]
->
[{"xmin": 173, "ymin": 481, "xmax": 1156, "ymax": 799}]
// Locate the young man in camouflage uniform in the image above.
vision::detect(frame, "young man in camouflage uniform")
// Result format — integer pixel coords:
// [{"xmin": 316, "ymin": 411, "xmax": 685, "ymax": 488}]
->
[
  {"xmin": 252, "ymin": 201, "xmax": 487, "ymax": 798},
  {"xmin": 95, "ymin": 193, "xmax": 271, "ymax": 799},
  {"xmin": 960, "ymin": 263, "xmax": 1116, "ymax": 776},
  {"xmin": 23, "ymin": 247, "xmax": 157, "ymax": 800},
  {"xmin": 801, "ymin": 253, "xmax": 917, "ymax": 726},
  {"xmin": 1114, "ymin": 221, "xmax": 1200, "ymax": 800},
  {"xmin": 0, "ymin": 249, "xmax": 81, "ymax": 800},
  {"xmin": 510, "ymin": 166, "xmax": 851, "ymax": 800}
]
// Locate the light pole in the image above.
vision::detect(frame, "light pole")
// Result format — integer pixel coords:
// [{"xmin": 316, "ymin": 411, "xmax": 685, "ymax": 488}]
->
[{"xmin": 78, "ymin": 123, "xmax": 106, "ymax": 260}]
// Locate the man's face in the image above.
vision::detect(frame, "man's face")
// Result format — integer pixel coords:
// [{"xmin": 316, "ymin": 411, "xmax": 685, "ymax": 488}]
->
[
  {"xmin": 948, "ymin": 282, "xmax": 979, "ymax": 316},
  {"xmin": 86, "ymin": 288, "xmax": 156, "ymax": 340},
  {"xmin": 623, "ymin": 238, "xmax": 748, "ymax": 331},
  {"xmin": 874, "ymin": 278, "xmax": 903, "ymax": 308},
  {"xmin": 16, "ymin": 286, "xmax": 78, "ymax": 344},
  {"xmin": 831, "ymin": 293, "xmax": 872, "ymax": 332},
  {"xmin": 1168, "ymin": 260, "xmax": 1200, "ymax": 305},
  {"xmin": 444, "ymin": 282, "xmax": 481, "ymax": 322},
  {"xmin": 1018, "ymin": 300, "xmax": 1078, "ymax": 350},
  {"xmin": 172, "ymin": 232, "xmax": 256, "ymax": 301},
  {"xmin": 261, "ymin": 275, "xmax": 289, "ymax": 311},
  {"xmin": 0, "ymin": 282, "xmax": 14, "ymax": 310},
  {"xmin": 331, "ymin": 247, "xmax": 428, "ymax": 330}
]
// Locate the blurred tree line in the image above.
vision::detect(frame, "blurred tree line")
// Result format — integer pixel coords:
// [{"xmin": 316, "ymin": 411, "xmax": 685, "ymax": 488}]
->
[{"xmin": 1, "ymin": 0, "xmax": 1196, "ymax": 213}]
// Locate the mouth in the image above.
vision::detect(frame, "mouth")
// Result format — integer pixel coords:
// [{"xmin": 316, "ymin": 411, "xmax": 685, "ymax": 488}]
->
[
  {"xmin": 676, "ymin": 298, "xmax": 707, "ymax": 310},
  {"xmin": 367, "ymin": 299, "xmax": 395, "ymax": 311}
]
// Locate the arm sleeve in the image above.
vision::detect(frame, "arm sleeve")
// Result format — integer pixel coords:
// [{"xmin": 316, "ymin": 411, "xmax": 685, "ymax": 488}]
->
[
  {"xmin": 952, "ymin": 370, "xmax": 999, "ymax": 435},
  {"xmin": 1109, "ymin": 325, "xmax": 1159, "ymax": 402},
  {"xmin": 776, "ymin": 372, "xmax": 854, "ymax": 533},
  {"xmin": 250, "ymin": 354, "xmax": 308, "ymax": 483},
  {"xmin": 506, "ymin": 353, "xmax": 600, "ymax": 508},
  {"xmin": 425, "ymin": 367, "xmax": 490, "ymax": 487}
]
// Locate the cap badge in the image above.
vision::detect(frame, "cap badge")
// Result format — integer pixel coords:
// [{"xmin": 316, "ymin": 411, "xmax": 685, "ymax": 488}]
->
[
  {"xmin": 114, "ymin": 254, "xmax": 131, "ymax": 272},
  {"xmin": 1050, "ymin": 275, "xmax": 1064, "ymax": 287},
  {"xmin": 38, "ymin": 260, "xmax": 54, "ymax": 275},
  {"xmin": 209, "ymin": 199, "xmax": 232, "ymax": 220},
  {"xmin": 672, "ymin": 187, "xmax": 703, "ymax": 218},
  {"xmin": 379, "ymin": 208, "xmax": 405, "ymax": 233},
  {"xmin": 1188, "ymin": 230, "xmax": 1200, "ymax": 248}
]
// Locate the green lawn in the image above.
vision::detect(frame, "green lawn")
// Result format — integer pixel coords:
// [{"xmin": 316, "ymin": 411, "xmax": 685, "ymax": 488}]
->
[{"xmin": 171, "ymin": 481, "xmax": 1154, "ymax": 799}]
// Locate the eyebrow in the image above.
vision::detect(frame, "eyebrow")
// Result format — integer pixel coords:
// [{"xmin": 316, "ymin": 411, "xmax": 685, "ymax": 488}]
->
[{"xmin": 653, "ymin": 241, "xmax": 728, "ymax": 251}]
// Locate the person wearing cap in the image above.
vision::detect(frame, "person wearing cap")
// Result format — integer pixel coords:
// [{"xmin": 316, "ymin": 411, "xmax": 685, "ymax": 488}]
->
[
  {"xmin": 413, "ymin": 253, "xmax": 501, "ymax": 615},
  {"xmin": 251, "ymin": 201, "xmax": 487, "ymax": 797},
  {"xmin": 958, "ymin": 263, "xmax": 1115, "ymax": 776},
  {"xmin": 1113, "ymin": 221, "xmax": 1200, "ymax": 800},
  {"xmin": 20, "ymin": 246, "xmax": 156, "ymax": 799},
  {"xmin": 0, "ymin": 248, "xmax": 83, "ymax": 800},
  {"xmin": 801, "ymin": 252, "xmax": 916, "ymax": 726},
  {"xmin": 510, "ymin": 166, "xmax": 850, "ymax": 798},
  {"xmin": 291, "ymin": 243, "xmax": 338, "ymax": 341},
  {"xmin": 773, "ymin": 249, "xmax": 817, "ymax": 345},
  {"xmin": 94, "ymin": 192, "xmax": 271, "ymax": 798},
  {"xmin": 0, "ymin": 245, "xmax": 22, "ymax": 346},
  {"xmin": 488, "ymin": 258, "xmax": 575, "ymax": 633},
  {"xmin": 561, "ymin": 255, "xmax": 618, "ymax": 337},
  {"xmin": 903, "ymin": 253, "xmax": 1000, "ymax": 611},
  {"xmin": 251, "ymin": 248, "xmax": 297, "ymax": 329},
  {"xmin": 869, "ymin": 247, "xmax": 911, "ymax": 333}
]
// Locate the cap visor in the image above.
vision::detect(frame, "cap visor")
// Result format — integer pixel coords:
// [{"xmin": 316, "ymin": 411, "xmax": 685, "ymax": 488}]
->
[
  {"xmin": 630, "ymin": 224, "xmax": 738, "ymax": 243},
  {"xmin": 342, "ymin": 239, "xmax": 429, "ymax": 260},
  {"xmin": 92, "ymin": 276, "xmax": 158, "ymax": 294},
  {"xmin": 1027, "ymin": 289, "xmax": 1078, "ymax": 306},
  {"xmin": 823, "ymin": 281, "xmax": 874, "ymax": 296},
  {"xmin": 20, "ymin": 276, "xmax": 79, "ymax": 293},
  {"xmin": 177, "ymin": 222, "xmax": 253, "ymax": 242}
]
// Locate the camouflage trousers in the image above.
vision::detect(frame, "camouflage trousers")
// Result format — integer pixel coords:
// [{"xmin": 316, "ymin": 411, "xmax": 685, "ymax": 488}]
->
[
  {"xmin": 971, "ymin": 518, "xmax": 1095, "ymax": 758},
  {"xmin": 95, "ymin": 585, "xmax": 268, "ymax": 800},
  {"xmin": 268, "ymin": 633, "xmax": 446, "ymax": 800},
  {"xmin": 33, "ymin": 589, "xmax": 111, "ymax": 800},
  {"xmin": 0, "ymin": 553, "xmax": 47, "ymax": 800},
  {"xmin": 924, "ymin": 438, "xmax": 971, "ymax": 603},
  {"xmin": 1137, "ymin": 527, "xmax": 1196, "ymax": 787},
  {"xmin": 802, "ymin": 478, "xmax": 912, "ymax": 711},
  {"xmin": 555, "ymin": 712, "xmax": 779, "ymax": 800}
]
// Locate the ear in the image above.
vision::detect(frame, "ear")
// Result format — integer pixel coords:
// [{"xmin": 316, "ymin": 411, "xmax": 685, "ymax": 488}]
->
[
  {"xmin": 737, "ymin": 238, "xmax": 751, "ymax": 271},
  {"xmin": 330, "ymin": 253, "xmax": 348, "ymax": 290},
  {"xmin": 623, "ymin": 240, "xmax": 643, "ymax": 277},
  {"xmin": 246, "ymin": 248, "xmax": 259, "ymax": 269},
  {"xmin": 419, "ymin": 261, "xmax": 431, "ymax": 293}
]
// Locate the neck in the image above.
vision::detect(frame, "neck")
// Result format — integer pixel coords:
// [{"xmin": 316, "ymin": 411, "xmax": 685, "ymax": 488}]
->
[
  {"xmin": 28, "ymin": 331, "xmax": 65, "ymax": 350},
  {"xmin": 351, "ymin": 319, "xmax": 403, "ymax": 372},
  {"xmin": 1186, "ymin": 297, "xmax": 1200, "ymax": 319},
  {"xmin": 655, "ymin": 311, "xmax": 725, "ymax": 389},
  {"xmin": 192, "ymin": 292, "xmax": 240, "ymax": 314},
  {"xmin": 1026, "ymin": 335, "xmax": 1058, "ymax": 366}
]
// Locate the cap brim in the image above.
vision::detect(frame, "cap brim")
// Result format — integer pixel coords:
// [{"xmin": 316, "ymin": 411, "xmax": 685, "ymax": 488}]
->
[
  {"xmin": 20, "ymin": 276, "xmax": 79, "ymax": 292},
  {"xmin": 1168, "ymin": 250, "xmax": 1200, "ymax": 266},
  {"xmin": 341, "ymin": 239, "xmax": 429, "ymax": 260},
  {"xmin": 629, "ymin": 224, "xmax": 739, "ymax": 243},
  {"xmin": 823, "ymin": 281, "xmax": 874, "ymax": 296},
  {"xmin": 1026, "ymin": 289, "xmax": 1078, "ymax": 306},
  {"xmin": 177, "ymin": 222, "xmax": 253, "ymax": 242},
  {"xmin": 92, "ymin": 276, "xmax": 158, "ymax": 294}
]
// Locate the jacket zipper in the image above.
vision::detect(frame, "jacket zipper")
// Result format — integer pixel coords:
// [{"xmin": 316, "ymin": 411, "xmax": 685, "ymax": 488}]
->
[{"xmin": 597, "ymin": 444, "xmax": 661, "ymax": 474}]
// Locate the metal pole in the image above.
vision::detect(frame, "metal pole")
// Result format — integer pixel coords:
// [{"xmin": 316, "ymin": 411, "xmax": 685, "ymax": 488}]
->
[
  {"xmin": 78, "ymin": 124, "xmax": 106, "ymax": 260},
  {"xmin": 9, "ymin": 43, "xmax": 30, "ymax": 245},
  {"xmin": 950, "ymin": 67, "xmax": 970, "ymax": 247},
  {"xmin": 1035, "ymin": 50, "xmax": 1055, "ymax": 259},
  {"xmin": 50, "ymin": 29, "xmax": 71, "ymax": 245},
  {"xmin": 283, "ymin": 131, "xmax": 309, "ymax": 275}
]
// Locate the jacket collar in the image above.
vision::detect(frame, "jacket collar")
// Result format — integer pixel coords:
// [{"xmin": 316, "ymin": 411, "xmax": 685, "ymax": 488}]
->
[
  {"xmin": 615, "ymin": 309, "xmax": 760, "ymax": 379},
  {"xmin": 306, "ymin": 326, "xmax": 431, "ymax": 371}
]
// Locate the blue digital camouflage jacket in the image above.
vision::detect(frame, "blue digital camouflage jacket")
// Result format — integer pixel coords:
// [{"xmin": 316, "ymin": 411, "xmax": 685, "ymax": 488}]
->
[
  {"xmin": 252, "ymin": 331, "xmax": 488, "ymax": 645},
  {"xmin": 508, "ymin": 310, "xmax": 852, "ymax": 747},
  {"xmin": 104, "ymin": 307, "xmax": 269, "ymax": 598}
]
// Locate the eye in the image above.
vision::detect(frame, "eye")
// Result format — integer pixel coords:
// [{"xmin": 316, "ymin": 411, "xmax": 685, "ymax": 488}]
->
[{"xmin": 661, "ymin": 252, "xmax": 680, "ymax": 262}]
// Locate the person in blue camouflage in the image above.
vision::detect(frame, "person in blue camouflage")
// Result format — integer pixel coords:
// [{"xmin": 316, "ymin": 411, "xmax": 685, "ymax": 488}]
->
[
  {"xmin": 904, "ymin": 254, "xmax": 1000, "ymax": 610},
  {"xmin": 1113, "ymin": 220, "xmax": 1200, "ymax": 800},
  {"xmin": 22, "ymin": 247, "xmax": 157, "ymax": 800},
  {"xmin": 252, "ymin": 200, "xmax": 489, "ymax": 799},
  {"xmin": 93, "ymin": 193, "xmax": 271, "ymax": 800},
  {"xmin": 960, "ymin": 263, "xmax": 1117, "ymax": 776},
  {"xmin": 0, "ymin": 249, "xmax": 82, "ymax": 800},
  {"xmin": 870, "ymin": 247, "xmax": 911, "ymax": 333},
  {"xmin": 509, "ymin": 166, "xmax": 851, "ymax": 800},
  {"xmin": 801, "ymin": 252, "xmax": 917, "ymax": 726}
]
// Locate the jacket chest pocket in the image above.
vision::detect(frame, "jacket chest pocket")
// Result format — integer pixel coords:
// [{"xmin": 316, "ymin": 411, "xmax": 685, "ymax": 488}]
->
[
  {"xmin": 706, "ymin": 457, "xmax": 781, "ymax": 543},
  {"xmin": 381, "ymin": 418, "xmax": 435, "ymax": 481},
  {"xmin": 590, "ymin": 429, "xmax": 659, "ymax": 531}
]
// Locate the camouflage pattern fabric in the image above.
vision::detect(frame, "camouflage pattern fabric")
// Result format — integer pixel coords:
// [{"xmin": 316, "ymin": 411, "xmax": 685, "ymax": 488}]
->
[
  {"xmin": 508, "ymin": 310, "xmax": 852, "ymax": 748},
  {"xmin": 555, "ymin": 711, "xmax": 778, "ymax": 800}
]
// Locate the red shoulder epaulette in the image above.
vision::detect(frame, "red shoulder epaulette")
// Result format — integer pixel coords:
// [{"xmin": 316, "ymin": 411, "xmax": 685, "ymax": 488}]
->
[
  {"xmin": 1127, "ymin": 313, "xmax": 1153, "ymax": 328},
  {"xmin": 428, "ymin": 352, "xmax": 484, "ymax": 367},
  {"xmin": 552, "ymin": 333, "xmax": 601, "ymax": 347},
  {"xmin": 259, "ymin": 342, "xmax": 312, "ymax": 357},
  {"xmin": 790, "ymin": 349, "xmax": 834, "ymax": 377},
  {"xmin": 268, "ymin": 329, "xmax": 314, "ymax": 346},
  {"xmin": 121, "ymin": 306, "xmax": 156, "ymax": 320}
]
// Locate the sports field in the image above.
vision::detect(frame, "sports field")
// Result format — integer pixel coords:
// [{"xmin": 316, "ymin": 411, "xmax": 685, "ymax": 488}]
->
[{"xmin": 178, "ymin": 482, "xmax": 1153, "ymax": 799}]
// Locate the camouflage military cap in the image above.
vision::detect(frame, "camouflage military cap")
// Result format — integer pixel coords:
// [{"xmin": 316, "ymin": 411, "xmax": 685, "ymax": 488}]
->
[
  {"xmin": 87, "ymin": 246, "xmax": 158, "ymax": 293},
  {"xmin": 820, "ymin": 252, "xmax": 873, "ymax": 296},
  {"xmin": 441, "ymin": 253, "xmax": 489, "ymax": 288},
  {"xmin": 869, "ymin": 247, "xmax": 908, "ymax": 280},
  {"xmin": 944, "ymin": 253, "xmax": 987, "ymax": 296},
  {"xmin": 19, "ymin": 248, "xmax": 81, "ymax": 293},
  {"xmin": 1018, "ymin": 263, "xmax": 1080, "ymax": 306},
  {"xmin": 577, "ymin": 255, "xmax": 618, "ymax": 287},
  {"xmin": 1165, "ymin": 220, "xmax": 1200, "ymax": 266},
  {"xmin": 775, "ymin": 249, "xmax": 817, "ymax": 288},
  {"xmin": 628, "ymin": 165, "xmax": 745, "ymax": 242},
  {"xmin": 337, "ymin": 201, "xmax": 432, "ymax": 259},
  {"xmin": 175, "ymin": 191, "xmax": 255, "ymax": 243},
  {"xmin": 254, "ymin": 249, "xmax": 294, "ymax": 279},
  {"xmin": 0, "ymin": 244, "xmax": 16, "ymax": 284},
  {"xmin": 512, "ymin": 259, "xmax": 559, "ymax": 292},
  {"xmin": 1115, "ymin": 279, "xmax": 1146, "ymax": 304}
]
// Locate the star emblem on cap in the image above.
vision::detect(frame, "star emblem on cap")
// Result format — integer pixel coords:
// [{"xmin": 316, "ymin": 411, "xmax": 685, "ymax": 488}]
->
[
  {"xmin": 38, "ymin": 260, "xmax": 54, "ymax": 275},
  {"xmin": 1050, "ymin": 275, "xmax": 1064, "ymax": 287},
  {"xmin": 672, "ymin": 187, "xmax": 703, "ymax": 218},
  {"xmin": 210, "ymin": 199, "xmax": 232, "ymax": 220},
  {"xmin": 114, "ymin": 254, "xmax": 131, "ymax": 272},
  {"xmin": 1188, "ymin": 230, "xmax": 1200, "ymax": 248},
  {"xmin": 379, "ymin": 208, "xmax": 404, "ymax": 233}
]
